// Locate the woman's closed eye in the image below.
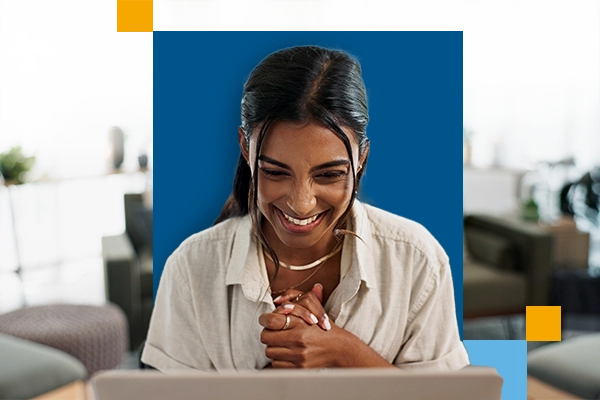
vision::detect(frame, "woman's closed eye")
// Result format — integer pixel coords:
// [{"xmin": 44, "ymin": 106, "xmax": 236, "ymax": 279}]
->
[
  {"xmin": 260, "ymin": 168, "xmax": 289, "ymax": 178},
  {"xmin": 316, "ymin": 170, "xmax": 347, "ymax": 180},
  {"xmin": 259, "ymin": 167, "xmax": 347, "ymax": 181}
]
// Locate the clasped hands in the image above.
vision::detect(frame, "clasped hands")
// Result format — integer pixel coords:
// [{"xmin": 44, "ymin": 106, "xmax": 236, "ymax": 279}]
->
[{"xmin": 259, "ymin": 283, "xmax": 343, "ymax": 369}]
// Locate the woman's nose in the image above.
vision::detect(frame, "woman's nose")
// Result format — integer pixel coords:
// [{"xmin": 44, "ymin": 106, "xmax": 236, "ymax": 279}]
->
[{"xmin": 286, "ymin": 182, "xmax": 317, "ymax": 217}]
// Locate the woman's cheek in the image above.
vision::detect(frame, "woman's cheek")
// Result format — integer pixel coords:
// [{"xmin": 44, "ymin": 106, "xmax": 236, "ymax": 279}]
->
[
  {"xmin": 324, "ymin": 183, "xmax": 353, "ymax": 208},
  {"xmin": 257, "ymin": 179, "xmax": 288, "ymax": 205}
]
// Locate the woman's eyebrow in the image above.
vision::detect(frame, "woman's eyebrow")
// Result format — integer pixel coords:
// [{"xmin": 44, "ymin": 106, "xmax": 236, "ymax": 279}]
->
[
  {"xmin": 311, "ymin": 160, "xmax": 350, "ymax": 171},
  {"xmin": 258, "ymin": 155, "xmax": 290, "ymax": 170},
  {"xmin": 258, "ymin": 155, "xmax": 350, "ymax": 172}
]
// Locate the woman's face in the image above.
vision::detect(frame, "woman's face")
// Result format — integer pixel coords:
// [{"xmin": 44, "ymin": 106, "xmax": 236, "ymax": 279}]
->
[{"xmin": 241, "ymin": 120, "xmax": 364, "ymax": 252}]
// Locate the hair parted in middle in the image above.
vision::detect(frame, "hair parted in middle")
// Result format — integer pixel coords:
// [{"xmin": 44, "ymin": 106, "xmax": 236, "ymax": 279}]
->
[{"xmin": 215, "ymin": 45, "xmax": 370, "ymax": 281}]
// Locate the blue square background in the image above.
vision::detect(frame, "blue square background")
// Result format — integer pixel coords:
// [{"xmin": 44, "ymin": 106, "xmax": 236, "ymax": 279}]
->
[
  {"xmin": 464, "ymin": 340, "xmax": 528, "ymax": 399},
  {"xmin": 153, "ymin": 31, "xmax": 464, "ymax": 333}
]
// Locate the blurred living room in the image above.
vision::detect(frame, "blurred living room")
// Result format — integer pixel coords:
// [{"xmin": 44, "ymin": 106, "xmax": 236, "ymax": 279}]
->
[{"xmin": 1, "ymin": 1, "xmax": 599, "ymax": 400}]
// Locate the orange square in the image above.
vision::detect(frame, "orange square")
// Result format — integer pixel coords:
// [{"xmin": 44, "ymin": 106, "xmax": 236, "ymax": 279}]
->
[
  {"xmin": 526, "ymin": 306, "xmax": 561, "ymax": 341},
  {"xmin": 117, "ymin": 0, "xmax": 153, "ymax": 32}
]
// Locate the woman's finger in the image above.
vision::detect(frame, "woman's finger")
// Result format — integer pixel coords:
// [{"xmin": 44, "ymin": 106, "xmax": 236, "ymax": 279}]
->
[
  {"xmin": 271, "ymin": 360, "xmax": 297, "ymax": 369},
  {"xmin": 273, "ymin": 303, "xmax": 319, "ymax": 327},
  {"xmin": 265, "ymin": 345, "xmax": 296, "ymax": 362},
  {"xmin": 294, "ymin": 291, "xmax": 331, "ymax": 331},
  {"xmin": 258, "ymin": 312, "xmax": 291, "ymax": 331},
  {"xmin": 272, "ymin": 289, "xmax": 303, "ymax": 305}
]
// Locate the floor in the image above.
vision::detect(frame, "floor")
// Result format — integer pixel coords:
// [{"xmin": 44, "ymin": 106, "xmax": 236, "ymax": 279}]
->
[{"xmin": 116, "ymin": 350, "xmax": 140, "ymax": 370}]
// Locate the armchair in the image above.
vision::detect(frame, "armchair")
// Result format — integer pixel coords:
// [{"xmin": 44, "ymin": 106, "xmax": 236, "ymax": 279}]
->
[
  {"xmin": 463, "ymin": 214, "xmax": 553, "ymax": 318},
  {"xmin": 102, "ymin": 193, "xmax": 153, "ymax": 351}
]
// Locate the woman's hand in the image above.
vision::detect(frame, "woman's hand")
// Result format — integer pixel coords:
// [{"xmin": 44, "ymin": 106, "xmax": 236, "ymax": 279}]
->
[
  {"xmin": 258, "ymin": 311, "xmax": 345, "ymax": 368},
  {"xmin": 272, "ymin": 284, "xmax": 331, "ymax": 331},
  {"xmin": 258, "ymin": 312, "xmax": 394, "ymax": 369},
  {"xmin": 259, "ymin": 283, "xmax": 395, "ymax": 368}
]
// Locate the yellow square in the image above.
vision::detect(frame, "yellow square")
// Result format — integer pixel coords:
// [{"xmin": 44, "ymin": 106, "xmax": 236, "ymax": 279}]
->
[
  {"xmin": 117, "ymin": 0, "xmax": 153, "ymax": 32},
  {"xmin": 526, "ymin": 306, "xmax": 561, "ymax": 341}
]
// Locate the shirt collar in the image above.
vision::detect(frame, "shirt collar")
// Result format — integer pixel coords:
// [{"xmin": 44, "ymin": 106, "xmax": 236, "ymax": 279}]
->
[
  {"xmin": 224, "ymin": 217, "xmax": 271, "ymax": 303},
  {"xmin": 224, "ymin": 200, "xmax": 378, "ymax": 303},
  {"xmin": 350, "ymin": 200, "xmax": 378, "ymax": 290}
]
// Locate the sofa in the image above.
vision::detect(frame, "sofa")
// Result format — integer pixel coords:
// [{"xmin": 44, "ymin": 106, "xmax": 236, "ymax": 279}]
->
[{"xmin": 463, "ymin": 214, "xmax": 553, "ymax": 318}]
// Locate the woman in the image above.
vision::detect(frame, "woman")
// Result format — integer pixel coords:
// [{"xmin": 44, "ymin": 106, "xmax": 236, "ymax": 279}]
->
[{"xmin": 142, "ymin": 45, "xmax": 469, "ymax": 371}]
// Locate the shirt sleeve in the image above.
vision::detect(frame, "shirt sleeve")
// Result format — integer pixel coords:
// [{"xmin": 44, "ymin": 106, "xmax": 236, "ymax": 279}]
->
[
  {"xmin": 141, "ymin": 252, "xmax": 215, "ymax": 371},
  {"xmin": 393, "ymin": 259, "xmax": 470, "ymax": 371}
]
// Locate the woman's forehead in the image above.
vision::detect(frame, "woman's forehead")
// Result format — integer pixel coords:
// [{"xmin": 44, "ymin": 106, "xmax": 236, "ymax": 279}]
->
[{"xmin": 253, "ymin": 120, "xmax": 359, "ymax": 154}]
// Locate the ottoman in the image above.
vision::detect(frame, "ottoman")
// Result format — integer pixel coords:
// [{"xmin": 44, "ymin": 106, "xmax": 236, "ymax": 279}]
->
[
  {"xmin": 0, "ymin": 304, "xmax": 128, "ymax": 375},
  {"xmin": 528, "ymin": 332, "xmax": 600, "ymax": 399}
]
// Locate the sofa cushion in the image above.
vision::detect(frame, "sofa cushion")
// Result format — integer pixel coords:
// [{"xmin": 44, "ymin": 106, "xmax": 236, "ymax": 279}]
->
[
  {"xmin": 465, "ymin": 227, "xmax": 520, "ymax": 270},
  {"xmin": 0, "ymin": 333, "xmax": 87, "ymax": 400},
  {"xmin": 463, "ymin": 261, "xmax": 527, "ymax": 315},
  {"xmin": 463, "ymin": 233, "xmax": 472, "ymax": 264},
  {"xmin": 528, "ymin": 333, "xmax": 600, "ymax": 400}
]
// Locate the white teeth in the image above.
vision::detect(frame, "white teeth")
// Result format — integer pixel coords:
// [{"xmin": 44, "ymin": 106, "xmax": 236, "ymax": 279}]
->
[{"xmin": 282, "ymin": 211, "xmax": 319, "ymax": 226}]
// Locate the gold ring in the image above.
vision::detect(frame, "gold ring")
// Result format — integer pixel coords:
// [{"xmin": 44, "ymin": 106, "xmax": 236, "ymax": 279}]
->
[
  {"xmin": 281, "ymin": 315, "xmax": 291, "ymax": 330},
  {"xmin": 294, "ymin": 294, "xmax": 302, "ymax": 302}
]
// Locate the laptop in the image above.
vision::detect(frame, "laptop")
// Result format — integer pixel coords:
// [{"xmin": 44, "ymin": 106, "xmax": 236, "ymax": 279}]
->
[{"xmin": 93, "ymin": 366, "xmax": 503, "ymax": 400}]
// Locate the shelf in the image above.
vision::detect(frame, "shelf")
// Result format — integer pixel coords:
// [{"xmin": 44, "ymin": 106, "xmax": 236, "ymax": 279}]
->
[{"xmin": 1, "ymin": 168, "xmax": 151, "ymax": 187}]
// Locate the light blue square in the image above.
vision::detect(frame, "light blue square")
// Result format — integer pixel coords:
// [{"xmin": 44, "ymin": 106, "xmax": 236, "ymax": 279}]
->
[{"xmin": 464, "ymin": 340, "xmax": 527, "ymax": 399}]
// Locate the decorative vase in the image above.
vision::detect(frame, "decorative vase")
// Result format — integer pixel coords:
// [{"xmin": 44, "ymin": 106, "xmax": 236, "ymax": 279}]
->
[
  {"xmin": 107, "ymin": 126, "xmax": 125, "ymax": 170},
  {"xmin": 138, "ymin": 153, "xmax": 148, "ymax": 169}
]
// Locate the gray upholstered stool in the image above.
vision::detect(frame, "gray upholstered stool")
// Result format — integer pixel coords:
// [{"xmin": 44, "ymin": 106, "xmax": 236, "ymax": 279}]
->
[
  {"xmin": 0, "ymin": 304, "xmax": 128, "ymax": 375},
  {"xmin": 0, "ymin": 333, "xmax": 87, "ymax": 399},
  {"xmin": 528, "ymin": 332, "xmax": 600, "ymax": 400}
]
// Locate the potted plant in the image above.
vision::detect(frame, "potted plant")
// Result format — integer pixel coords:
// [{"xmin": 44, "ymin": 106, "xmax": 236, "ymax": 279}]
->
[
  {"xmin": 463, "ymin": 126, "xmax": 475, "ymax": 165},
  {"xmin": 0, "ymin": 146, "xmax": 36, "ymax": 185}
]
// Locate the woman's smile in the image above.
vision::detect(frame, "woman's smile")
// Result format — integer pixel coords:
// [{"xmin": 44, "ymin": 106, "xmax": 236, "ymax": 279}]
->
[{"xmin": 275, "ymin": 206, "xmax": 328, "ymax": 234}]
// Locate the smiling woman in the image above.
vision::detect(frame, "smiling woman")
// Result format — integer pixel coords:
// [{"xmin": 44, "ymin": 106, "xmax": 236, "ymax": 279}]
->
[
  {"xmin": 250, "ymin": 121, "xmax": 362, "ymax": 303},
  {"xmin": 142, "ymin": 45, "xmax": 469, "ymax": 371}
]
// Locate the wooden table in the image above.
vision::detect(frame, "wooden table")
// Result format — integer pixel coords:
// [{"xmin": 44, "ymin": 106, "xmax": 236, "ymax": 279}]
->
[{"xmin": 528, "ymin": 375, "xmax": 582, "ymax": 400}]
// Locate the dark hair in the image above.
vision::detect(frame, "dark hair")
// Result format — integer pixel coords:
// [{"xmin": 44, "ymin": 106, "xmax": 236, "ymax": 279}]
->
[{"xmin": 215, "ymin": 45, "xmax": 370, "ymax": 277}]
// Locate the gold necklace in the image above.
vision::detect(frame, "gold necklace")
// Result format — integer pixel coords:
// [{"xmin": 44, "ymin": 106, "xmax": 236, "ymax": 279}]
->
[
  {"xmin": 260, "ymin": 241, "xmax": 342, "ymax": 296},
  {"xmin": 270, "ymin": 261, "xmax": 329, "ymax": 296},
  {"xmin": 264, "ymin": 243, "xmax": 342, "ymax": 271}
]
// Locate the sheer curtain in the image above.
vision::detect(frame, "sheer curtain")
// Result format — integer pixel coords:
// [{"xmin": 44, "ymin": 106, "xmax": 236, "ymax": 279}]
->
[{"xmin": 158, "ymin": 0, "xmax": 599, "ymax": 163}]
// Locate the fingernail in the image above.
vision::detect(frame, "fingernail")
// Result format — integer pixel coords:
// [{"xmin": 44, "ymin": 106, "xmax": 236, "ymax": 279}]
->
[
  {"xmin": 283, "ymin": 304, "xmax": 295, "ymax": 310},
  {"xmin": 313, "ymin": 283, "xmax": 323, "ymax": 289},
  {"xmin": 324, "ymin": 314, "xmax": 331, "ymax": 331},
  {"xmin": 310, "ymin": 314, "xmax": 318, "ymax": 324},
  {"xmin": 273, "ymin": 295, "xmax": 282, "ymax": 302}
]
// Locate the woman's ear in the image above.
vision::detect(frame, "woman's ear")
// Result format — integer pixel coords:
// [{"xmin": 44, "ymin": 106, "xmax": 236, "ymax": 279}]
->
[{"xmin": 238, "ymin": 127, "xmax": 250, "ymax": 165}]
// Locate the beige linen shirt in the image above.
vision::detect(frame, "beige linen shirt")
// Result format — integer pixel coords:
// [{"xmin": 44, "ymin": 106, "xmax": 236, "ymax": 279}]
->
[{"xmin": 142, "ymin": 201, "xmax": 469, "ymax": 371}]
